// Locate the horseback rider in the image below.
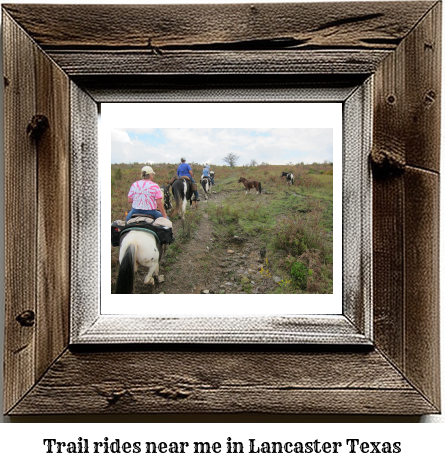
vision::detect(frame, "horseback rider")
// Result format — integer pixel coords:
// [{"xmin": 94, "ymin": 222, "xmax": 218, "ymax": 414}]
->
[
  {"xmin": 202, "ymin": 165, "xmax": 215, "ymax": 186},
  {"xmin": 202, "ymin": 164, "xmax": 210, "ymax": 178},
  {"xmin": 177, "ymin": 157, "xmax": 199, "ymax": 201},
  {"xmin": 202, "ymin": 164, "xmax": 214, "ymax": 185},
  {"xmin": 126, "ymin": 166, "xmax": 168, "ymax": 222}
]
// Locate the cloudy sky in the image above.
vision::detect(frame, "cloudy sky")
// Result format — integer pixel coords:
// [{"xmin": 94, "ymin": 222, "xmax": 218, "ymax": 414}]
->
[{"xmin": 111, "ymin": 127, "xmax": 333, "ymax": 166}]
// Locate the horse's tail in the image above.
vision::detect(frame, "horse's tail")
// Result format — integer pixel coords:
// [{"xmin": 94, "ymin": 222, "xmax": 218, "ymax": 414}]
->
[
  {"xmin": 258, "ymin": 182, "xmax": 262, "ymax": 194},
  {"xmin": 115, "ymin": 244, "xmax": 136, "ymax": 294},
  {"xmin": 171, "ymin": 181, "xmax": 182, "ymax": 217},
  {"xmin": 291, "ymin": 177, "xmax": 294, "ymax": 185}
]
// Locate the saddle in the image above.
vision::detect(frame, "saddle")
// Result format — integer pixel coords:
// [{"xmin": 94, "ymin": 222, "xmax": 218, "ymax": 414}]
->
[
  {"xmin": 179, "ymin": 176, "xmax": 197, "ymax": 192},
  {"xmin": 111, "ymin": 216, "xmax": 174, "ymax": 248}
]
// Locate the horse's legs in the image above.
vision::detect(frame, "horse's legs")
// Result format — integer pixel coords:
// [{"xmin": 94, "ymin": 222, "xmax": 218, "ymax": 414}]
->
[
  {"xmin": 142, "ymin": 258, "xmax": 160, "ymax": 285},
  {"xmin": 182, "ymin": 182, "xmax": 187, "ymax": 216},
  {"xmin": 129, "ymin": 231, "xmax": 160, "ymax": 286},
  {"xmin": 143, "ymin": 263, "xmax": 158, "ymax": 285}
]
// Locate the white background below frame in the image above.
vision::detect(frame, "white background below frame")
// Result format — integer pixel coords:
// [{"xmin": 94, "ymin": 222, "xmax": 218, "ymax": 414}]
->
[{"xmin": 100, "ymin": 102, "xmax": 343, "ymax": 316}]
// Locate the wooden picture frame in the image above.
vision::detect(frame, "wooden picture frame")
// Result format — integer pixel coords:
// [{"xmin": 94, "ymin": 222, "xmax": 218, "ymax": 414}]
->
[{"xmin": 2, "ymin": 2, "xmax": 440, "ymax": 415}]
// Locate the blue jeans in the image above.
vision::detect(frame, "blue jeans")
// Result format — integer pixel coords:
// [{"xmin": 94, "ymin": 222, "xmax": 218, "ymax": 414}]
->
[
  {"xmin": 190, "ymin": 178, "xmax": 199, "ymax": 199},
  {"xmin": 126, "ymin": 208, "xmax": 163, "ymax": 222}
]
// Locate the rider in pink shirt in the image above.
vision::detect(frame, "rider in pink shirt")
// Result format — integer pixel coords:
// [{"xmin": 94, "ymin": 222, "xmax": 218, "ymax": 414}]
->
[{"xmin": 126, "ymin": 166, "xmax": 168, "ymax": 222}]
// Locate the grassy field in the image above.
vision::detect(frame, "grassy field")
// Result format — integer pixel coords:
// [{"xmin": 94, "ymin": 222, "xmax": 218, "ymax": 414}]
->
[{"xmin": 111, "ymin": 162, "xmax": 334, "ymax": 294}]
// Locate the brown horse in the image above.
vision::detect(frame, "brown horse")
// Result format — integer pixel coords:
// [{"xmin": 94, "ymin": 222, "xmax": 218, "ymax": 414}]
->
[{"xmin": 238, "ymin": 177, "xmax": 262, "ymax": 194}]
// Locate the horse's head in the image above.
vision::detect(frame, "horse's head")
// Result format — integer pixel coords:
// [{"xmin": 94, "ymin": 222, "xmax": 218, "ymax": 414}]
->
[
  {"xmin": 161, "ymin": 184, "xmax": 172, "ymax": 211},
  {"xmin": 238, "ymin": 177, "xmax": 246, "ymax": 183}
]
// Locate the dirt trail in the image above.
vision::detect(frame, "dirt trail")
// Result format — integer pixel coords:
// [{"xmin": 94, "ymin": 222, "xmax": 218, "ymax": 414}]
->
[{"xmin": 132, "ymin": 189, "xmax": 274, "ymax": 294}]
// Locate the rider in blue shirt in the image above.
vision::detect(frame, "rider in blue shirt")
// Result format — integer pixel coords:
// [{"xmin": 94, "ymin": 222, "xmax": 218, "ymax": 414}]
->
[
  {"xmin": 202, "ymin": 164, "xmax": 214, "ymax": 186},
  {"xmin": 204, "ymin": 165, "xmax": 215, "ymax": 185},
  {"xmin": 177, "ymin": 158, "xmax": 199, "ymax": 200}
]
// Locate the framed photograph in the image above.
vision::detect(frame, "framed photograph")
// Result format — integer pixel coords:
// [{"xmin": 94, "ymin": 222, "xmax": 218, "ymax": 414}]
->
[
  {"xmin": 3, "ymin": 2, "xmax": 440, "ymax": 415},
  {"xmin": 104, "ymin": 103, "xmax": 343, "ymax": 304}
]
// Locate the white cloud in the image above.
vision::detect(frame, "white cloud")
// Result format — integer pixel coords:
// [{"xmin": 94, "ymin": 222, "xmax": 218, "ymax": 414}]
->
[
  {"xmin": 110, "ymin": 128, "xmax": 334, "ymax": 166},
  {"xmin": 111, "ymin": 129, "xmax": 133, "ymax": 144}
]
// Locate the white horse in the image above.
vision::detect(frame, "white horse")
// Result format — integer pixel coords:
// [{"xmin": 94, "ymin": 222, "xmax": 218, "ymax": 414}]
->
[
  {"xmin": 115, "ymin": 230, "xmax": 160, "ymax": 293},
  {"xmin": 200, "ymin": 175, "xmax": 212, "ymax": 200}
]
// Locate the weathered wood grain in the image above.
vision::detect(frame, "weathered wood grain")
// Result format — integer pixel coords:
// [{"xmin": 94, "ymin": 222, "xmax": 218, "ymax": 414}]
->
[
  {"xmin": 372, "ymin": 34, "xmax": 406, "ymax": 369},
  {"xmin": 3, "ymin": 12, "xmax": 37, "ymax": 414},
  {"xmin": 47, "ymin": 50, "xmax": 391, "ymax": 77},
  {"xmin": 372, "ymin": 1, "xmax": 440, "ymax": 173},
  {"xmin": 2, "ymin": 3, "xmax": 435, "ymax": 50},
  {"xmin": 70, "ymin": 83, "xmax": 99, "ymax": 338},
  {"xmin": 74, "ymin": 315, "xmax": 370, "ymax": 345},
  {"xmin": 34, "ymin": 38, "xmax": 71, "ymax": 382},
  {"xmin": 372, "ymin": 174, "xmax": 405, "ymax": 370},
  {"xmin": 3, "ymin": 11, "xmax": 71, "ymax": 413},
  {"xmin": 404, "ymin": 2, "xmax": 441, "ymax": 172},
  {"xmin": 371, "ymin": 2, "xmax": 441, "ymax": 412},
  {"xmin": 342, "ymin": 81, "xmax": 372, "ymax": 336},
  {"xmin": 8, "ymin": 349, "xmax": 438, "ymax": 415},
  {"xmin": 404, "ymin": 168, "xmax": 440, "ymax": 408},
  {"xmin": 2, "ymin": 2, "xmax": 441, "ymax": 416},
  {"xmin": 76, "ymin": 75, "xmax": 365, "ymax": 103}
]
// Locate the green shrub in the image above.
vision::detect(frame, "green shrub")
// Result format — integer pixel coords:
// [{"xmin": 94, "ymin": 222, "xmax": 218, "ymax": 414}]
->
[
  {"xmin": 213, "ymin": 205, "xmax": 240, "ymax": 225},
  {"xmin": 290, "ymin": 261, "xmax": 309, "ymax": 289},
  {"xmin": 273, "ymin": 213, "xmax": 326, "ymax": 257}
]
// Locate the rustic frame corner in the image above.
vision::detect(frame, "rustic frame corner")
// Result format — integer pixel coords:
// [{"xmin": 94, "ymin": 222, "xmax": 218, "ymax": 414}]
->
[{"xmin": 3, "ymin": 2, "xmax": 441, "ymax": 416}]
